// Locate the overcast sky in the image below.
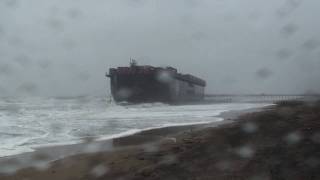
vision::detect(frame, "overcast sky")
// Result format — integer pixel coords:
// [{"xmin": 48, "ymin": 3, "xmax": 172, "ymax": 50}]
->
[{"xmin": 0, "ymin": 0, "xmax": 319, "ymax": 97}]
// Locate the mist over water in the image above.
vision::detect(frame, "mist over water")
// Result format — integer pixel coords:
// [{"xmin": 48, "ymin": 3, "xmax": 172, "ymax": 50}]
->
[{"xmin": 0, "ymin": 96, "xmax": 270, "ymax": 157}]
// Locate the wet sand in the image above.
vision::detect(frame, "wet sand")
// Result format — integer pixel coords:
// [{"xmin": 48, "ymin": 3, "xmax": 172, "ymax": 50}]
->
[{"xmin": 1, "ymin": 101, "xmax": 319, "ymax": 180}]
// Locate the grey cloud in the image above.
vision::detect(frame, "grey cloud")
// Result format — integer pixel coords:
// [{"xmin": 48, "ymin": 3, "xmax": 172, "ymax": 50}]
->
[{"xmin": 0, "ymin": 0, "xmax": 320, "ymax": 96}]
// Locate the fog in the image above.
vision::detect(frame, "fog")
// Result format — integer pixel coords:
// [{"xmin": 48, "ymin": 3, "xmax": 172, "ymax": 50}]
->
[{"xmin": 0, "ymin": 0, "xmax": 319, "ymax": 97}]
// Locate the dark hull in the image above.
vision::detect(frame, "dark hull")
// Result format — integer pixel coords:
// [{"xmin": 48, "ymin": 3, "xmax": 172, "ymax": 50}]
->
[{"xmin": 107, "ymin": 64, "xmax": 206, "ymax": 103}]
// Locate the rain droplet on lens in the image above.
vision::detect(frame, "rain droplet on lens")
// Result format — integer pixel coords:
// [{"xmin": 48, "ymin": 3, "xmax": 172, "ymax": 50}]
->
[
  {"xmin": 235, "ymin": 146, "xmax": 255, "ymax": 158},
  {"xmin": 67, "ymin": 8, "xmax": 83, "ymax": 19},
  {"xmin": 281, "ymin": 23, "xmax": 298, "ymax": 37},
  {"xmin": 38, "ymin": 60, "xmax": 51, "ymax": 69},
  {"xmin": 0, "ymin": 63, "xmax": 13, "ymax": 75},
  {"xmin": 8, "ymin": 36, "xmax": 23, "ymax": 47},
  {"xmin": 302, "ymin": 39, "xmax": 319, "ymax": 51},
  {"xmin": 304, "ymin": 157, "xmax": 320, "ymax": 168},
  {"xmin": 0, "ymin": 25, "xmax": 5, "ymax": 37},
  {"xmin": 31, "ymin": 153, "xmax": 51, "ymax": 171},
  {"xmin": 47, "ymin": 18, "xmax": 64, "ymax": 32},
  {"xmin": 16, "ymin": 82, "xmax": 38, "ymax": 95},
  {"xmin": 144, "ymin": 144, "xmax": 159, "ymax": 153},
  {"xmin": 157, "ymin": 71, "xmax": 174, "ymax": 83},
  {"xmin": 5, "ymin": 0, "xmax": 17, "ymax": 7},
  {"xmin": 83, "ymin": 142, "xmax": 102, "ymax": 153},
  {"xmin": 62, "ymin": 38, "xmax": 76, "ymax": 49},
  {"xmin": 255, "ymin": 68, "xmax": 273, "ymax": 80},
  {"xmin": 242, "ymin": 122, "xmax": 258, "ymax": 134},
  {"xmin": 160, "ymin": 155, "xmax": 177, "ymax": 165},
  {"xmin": 276, "ymin": 48, "xmax": 292, "ymax": 59},
  {"xmin": 90, "ymin": 164, "xmax": 109, "ymax": 177},
  {"xmin": 0, "ymin": 86, "xmax": 7, "ymax": 95},
  {"xmin": 215, "ymin": 161, "xmax": 232, "ymax": 171},
  {"xmin": 13, "ymin": 54, "xmax": 31, "ymax": 66},
  {"xmin": 191, "ymin": 32, "xmax": 207, "ymax": 41},
  {"xmin": 77, "ymin": 72, "xmax": 91, "ymax": 82},
  {"xmin": 117, "ymin": 88, "xmax": 132, "ymax": 99},
  {"xmin": 311, "ymin": 132, "xmax": 320, "ymax": 144},
  {"xmin": 285, "ymin": 132, "xmax": 302, "ymax": 145}
]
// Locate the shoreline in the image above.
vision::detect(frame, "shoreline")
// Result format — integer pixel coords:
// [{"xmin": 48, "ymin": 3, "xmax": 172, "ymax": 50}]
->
[
  {"xmin": 2, "ymin": 101, "xmax": 319, "ymax": 179},
  {"xmin": 0, "ymin": 105, "xmax": 268, "ymax": 174}
]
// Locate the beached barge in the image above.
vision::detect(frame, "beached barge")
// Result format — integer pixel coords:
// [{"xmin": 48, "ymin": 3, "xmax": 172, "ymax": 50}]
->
[{"xmin": 106, "ymin": 60, "xmax": 206, "ymax": 103}]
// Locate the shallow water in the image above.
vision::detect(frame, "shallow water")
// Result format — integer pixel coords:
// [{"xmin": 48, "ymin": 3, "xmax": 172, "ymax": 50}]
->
[{"xmin": 0, "ymin": 96, "xmax": 270, "ymax": 157}]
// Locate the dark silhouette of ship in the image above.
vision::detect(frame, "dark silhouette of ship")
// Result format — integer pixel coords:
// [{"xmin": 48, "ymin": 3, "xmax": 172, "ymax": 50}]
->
[{"xmin": 106, "ymin": 60, "xmax": 206, "ymax": 103}]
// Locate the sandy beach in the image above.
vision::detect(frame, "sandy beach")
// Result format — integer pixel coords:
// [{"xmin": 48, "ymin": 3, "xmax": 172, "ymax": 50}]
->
[{"xmin": 1, "ymin": 101, "xmax": 319, "ymax": 180}]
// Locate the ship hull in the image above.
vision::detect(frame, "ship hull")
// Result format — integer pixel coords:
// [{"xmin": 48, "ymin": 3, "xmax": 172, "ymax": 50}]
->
[{"xmin": 107, "ymin": 64, "xmax": 206, "ymax": 104}]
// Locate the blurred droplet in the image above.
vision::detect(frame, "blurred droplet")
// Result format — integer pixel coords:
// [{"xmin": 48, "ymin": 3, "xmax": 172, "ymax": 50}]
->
[
  {"xmin": 5, "ymin": 0, "xmax": 18, "ymax": 8},
  {"xmin": 191, "ymin": 32, "xmax": 207, "ymax": 41},
  {"xmin": 49, "ymin": 123, "xmax": 63, "ymax": 134},
  {"xmin": 302, "ymin": 39, "xmax": 319, "ymax": 51},
  {"xmin": 77, "ymin": 72, "xmax": 91, "ymax": 82},
  {"xmin": 215, "ymin": 161, "xmax": 232, "ymax": 171},
  {"xmin": 255, "ymin": 68, "xmax": 273, "ymax": 80},
  {"xmin": 281, "ymin": 23, "xmax": 298, "ymax": 37},
  {"xmin": 285, "ymin": 132, "xmax": 302, "ymax": 145},
  {"xmin": 157, "ymin": 71, "xmax": 173, "ymax": 83},
  {"xmin": 311, "ymin": 132, "xmax": 320, "ymax": 144},
  {"xmin": 184, "ymin": 0, "xmax": 199, "ymax": 8},
  {"xmin": 31, "ymin": 153, "xmax": 51, "ymax": 171},
  {"xmin": 16, "ymin": 82, "xmax": 38, "ymax": 95},
  {"xmin": 276, "ymin": 0, "xmax": 302, "ymax": 18},
  {"xmin": 67, "ymin": 8, "xmax": 83, "ymax": 19},
  {"xmin": 0, "ymin": 160, "xmax": 20, "ymax": 175},
  {"xmin": 249, "ymin": 175, "xmax": 270, "ymax": 180},
  {"xmin": 37, "ymin": 60, "xmax": 51, "ymax": 69},
  {"xmin": 62, "ymin": 38, "xmax": 76, "ymax": 49},
  {"xmin": 83, "ymin": 142, "xmax": 102, "ymax": 153},
  {"xmin": 0, "ymin": 63, "xmax": 13, "ymax": 75},
  {"xmin": 160, "ymin": 155, "xmax": 177, "ymax": 165},
  {"xmin": 242, "ymin": 122, "xmax": 258, "ymax": 134},
  {"xmin": 90, "ymin": 164, "xmax": 109, "ymax": 177},
  {"xmin": 235, "ymin": 146, "xmax": 255, "ymax": 158},
  {"xmin": 144, "ymin": 144, "xmax": 159, "ymax": 153},
  {"xmin": 13, "ymin": 54, "xmax": 31, "ymax": 66},
  {"xmin": 0, "ymin": 86, "xmax": 7, "ymax": 95},
  {"xmin": 47, "ymin": 18, "xmax": 64, "ymax": 32},
  {"xmin": 8, "ymin": 36, "xmax": 23, "ymax": 47},
  {"xmin": 0, "ymin": 25, "xmax": 5, "ymax": 38},
  {"xmin": 126, "ymin": 0, "xmax": 146, "ymax": 7},
  {"xmin": 305, "ymin": 157, "xmax": 320, "ymax": 168},
  {"xmin": 276, "ymin": 48, "xmax": 292, "ymax": 59},
  {"xmin": 117, "ymin": 88, "xmax": 132, "ymax": 99}
]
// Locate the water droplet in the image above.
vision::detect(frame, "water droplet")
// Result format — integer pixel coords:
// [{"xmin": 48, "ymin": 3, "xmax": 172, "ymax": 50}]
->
[
  {"xmin": 235, "ymin": 146, "xmax": 255, "ymax": 158},
  {"xmin": 285, "ymin": 132, "xmax": 302, "ymax": 145},
  {"xmin": 90, "ymin": 164, "xmax": 109, "ymax": 177}
]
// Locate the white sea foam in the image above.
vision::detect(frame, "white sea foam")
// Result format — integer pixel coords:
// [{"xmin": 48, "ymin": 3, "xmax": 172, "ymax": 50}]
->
[{"xmin": 0, "ymin": 97, "xmax": 271, "ymax": 157}]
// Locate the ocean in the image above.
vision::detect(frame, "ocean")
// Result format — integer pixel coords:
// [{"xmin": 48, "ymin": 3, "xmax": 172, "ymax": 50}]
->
[{"xmin": 0, "ymin": 96, "xmax": 270, "ymax": 157}]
